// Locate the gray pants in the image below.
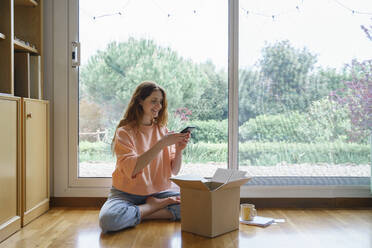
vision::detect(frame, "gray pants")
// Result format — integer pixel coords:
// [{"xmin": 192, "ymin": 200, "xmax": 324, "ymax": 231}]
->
[{"xmin": 99, "ymin": 187, "xmax": 181, "ymax": 233}]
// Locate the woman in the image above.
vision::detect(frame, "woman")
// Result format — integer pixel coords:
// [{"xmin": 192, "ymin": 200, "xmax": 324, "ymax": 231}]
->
[{"xmin": 99, "ymin": 81, "xmax": 190, "ymax": 233}]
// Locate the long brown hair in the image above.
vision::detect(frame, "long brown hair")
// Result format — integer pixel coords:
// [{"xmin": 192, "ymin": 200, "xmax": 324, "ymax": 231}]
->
[{"xmin": 111, "ymin": 81, "xmax": 168, "ymax": 150}]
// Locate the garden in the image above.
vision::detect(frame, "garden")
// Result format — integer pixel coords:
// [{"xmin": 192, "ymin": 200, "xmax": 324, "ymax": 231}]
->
[{"xmin": 78, "ymin": 38, "xmax": 371, "ymax": 177}]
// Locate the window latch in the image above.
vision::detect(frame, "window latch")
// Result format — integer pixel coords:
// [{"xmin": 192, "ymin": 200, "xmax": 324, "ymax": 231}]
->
[{"xmin": 72, "ymin": 41, "xmax": 81, "ymax": 68}]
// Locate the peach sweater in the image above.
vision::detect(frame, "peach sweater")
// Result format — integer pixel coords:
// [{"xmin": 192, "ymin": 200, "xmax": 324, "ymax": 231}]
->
[{"xmin": 112, "ymin": 124, "xmax": 176, "ymax": 195}]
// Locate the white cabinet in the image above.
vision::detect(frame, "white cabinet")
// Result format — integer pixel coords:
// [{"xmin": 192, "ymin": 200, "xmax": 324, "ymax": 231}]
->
[
  {"xmin": 0, "ymin": 96, "xmax": 21, "ymax": 242},
  {"xmin": 22, "ymin": 99, "xmax": 49, "ymax": 226},
  {"xmin": 0, "ymin": 0, "xmax": 48, "ymax": 242}
]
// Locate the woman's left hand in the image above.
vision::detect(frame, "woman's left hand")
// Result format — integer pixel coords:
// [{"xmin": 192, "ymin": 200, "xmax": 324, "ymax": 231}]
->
[{"xmin": 175, "ymin": 132, "xmax": 190, "ymax": 151}]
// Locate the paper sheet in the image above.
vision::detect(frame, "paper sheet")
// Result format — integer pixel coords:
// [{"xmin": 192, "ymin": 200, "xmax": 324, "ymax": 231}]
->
[
  {"xmin": 212, "ymin": 169, "xmax": 247, "ymax": 183},
  {"xmin": 240, "ymin": 216, "xmax": 275, "ymax": 227},
  {"xmin": 212, "ymin": 168, "xmax": 232, "ymax": 183}
]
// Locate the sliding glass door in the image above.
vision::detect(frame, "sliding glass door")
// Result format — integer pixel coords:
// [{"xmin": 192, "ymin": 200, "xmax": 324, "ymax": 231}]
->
[
  {"xmin": 238, "ymin": 0, "xmax": 371, "ymax": 183},
  {"xmin": 77, "ymin": 0, "xmax": 228, "ymax": 178}
]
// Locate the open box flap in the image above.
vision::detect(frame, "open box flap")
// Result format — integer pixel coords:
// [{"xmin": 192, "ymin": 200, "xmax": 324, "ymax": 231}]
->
[
  {"xmin": 212, "ymin": 168, "xmax": 232, "ymax": 183},
  {"xmin": 212, "ymin": 178, "xmax": 251, "ymax": 192},
  {"xmin": 228, "ymin": 170, "xmax": 247, "ymax": 181},
  {"xmin": 170, "ymin": 176, "xmax": 210, "ymax": 191},
  {"xmin": 212, "ymin": 169, "xmax": 247, "ymax": 184}
]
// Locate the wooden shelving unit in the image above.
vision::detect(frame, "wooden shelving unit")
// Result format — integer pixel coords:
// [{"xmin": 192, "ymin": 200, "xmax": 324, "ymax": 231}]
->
[
  {"xmin": 1, "ymin": 0, "xmax": 48, "ymax": 242},
  {"xmin": 14, "ymin": 39, "xmax": 38, "ymax": 54},
  {"xmin": 15, "ymin": 0, "xmax": 38, "ymax": 7},
  {"xmin": 0, "ymin": 0, "xmax": 12, "ymax": 95},
  {"xmin": 0, "ymin": 0, "xmax": 43, "ymax": 99},
  {"xmin": 1, "ymin": 0, "xmax": 42, "ymax": 97}
]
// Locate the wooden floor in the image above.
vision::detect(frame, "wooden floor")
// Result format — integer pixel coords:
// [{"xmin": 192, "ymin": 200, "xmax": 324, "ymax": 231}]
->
[{"xmin": 1, "ymin": 207, "xmax": 371, "ymax": 248}]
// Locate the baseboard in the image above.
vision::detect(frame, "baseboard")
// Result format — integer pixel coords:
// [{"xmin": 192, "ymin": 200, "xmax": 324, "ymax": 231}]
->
[
  {"xmin": 50, "ymin": 197, "xmax": 107, "ymax": 208},
  {"xmin": 50, "ymin": 197, "xmax": 372, "ymax": 208}
]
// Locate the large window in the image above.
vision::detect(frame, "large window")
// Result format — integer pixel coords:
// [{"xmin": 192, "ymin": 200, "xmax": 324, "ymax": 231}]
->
[
  {"xmin": 238, "ymin": 0, "xmax": 371, "ymax": 180},
  {"xmin": 78, "ymin": 0, "xmax": 228, "ymax": 178},
  {"xmin": 66, "ymin": 0, "xmax": 371, "ymax": 193}
]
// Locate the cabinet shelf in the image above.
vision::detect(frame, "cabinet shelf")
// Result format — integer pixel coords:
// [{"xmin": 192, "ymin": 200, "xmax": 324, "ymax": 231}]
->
[
  {"xmin": 0, "ymin": 92, "xmax": 13, "ymax": 97},
  {"xmin": 15, "ymin": 0, "xmax": 38, "ymax": 7},
  {"xmin": 14, "ymin": 39, "xmax": 38, "ymax": 54},
  {"xmin": 0, "ymin": 0, "xmax": 42, "ymax": 98}
]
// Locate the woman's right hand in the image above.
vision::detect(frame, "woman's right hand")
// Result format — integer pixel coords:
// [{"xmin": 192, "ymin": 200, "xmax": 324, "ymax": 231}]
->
[{"xmin": 160, "ymin": 132, "xmax": 188, "ymax": 147}]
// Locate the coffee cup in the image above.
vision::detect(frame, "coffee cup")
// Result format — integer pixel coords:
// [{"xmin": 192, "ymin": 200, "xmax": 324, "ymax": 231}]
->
[{"xmin": 240, "ymin": 203, "xmax": 257, "ymax": 221}]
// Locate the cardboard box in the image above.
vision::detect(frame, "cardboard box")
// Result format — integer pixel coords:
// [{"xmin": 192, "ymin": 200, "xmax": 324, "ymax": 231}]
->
[{"xmin": 170, "ymin": 169, "xmax": 250, "ymax": 238}]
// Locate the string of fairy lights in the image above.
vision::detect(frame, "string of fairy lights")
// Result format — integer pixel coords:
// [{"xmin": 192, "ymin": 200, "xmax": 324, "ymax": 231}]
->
[
  {"xmin": 333, "ymin": 0, "xmax": 372, "ymax": 15},
  {"xmin": 81, "ymin": 0, "xmax": 372, "ymax": 21}
]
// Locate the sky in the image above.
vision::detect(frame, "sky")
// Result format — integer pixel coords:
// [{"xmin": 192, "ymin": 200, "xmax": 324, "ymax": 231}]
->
[{"xmin": 79, "ymin": 0, "xmax": 372, "ymax": 71}]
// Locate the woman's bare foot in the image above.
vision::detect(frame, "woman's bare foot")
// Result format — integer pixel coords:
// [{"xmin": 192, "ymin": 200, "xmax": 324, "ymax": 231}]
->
[
  {"xmin": 138, "ymin": 196, "xmax": 180, "ymax": 220},
  {"xmin": 146, "ymin": 196, "xmax": 180, "ymax": 208},
  {"xmin": 142, "ymin": 208, "xmax": 173, "ymax": 220}
]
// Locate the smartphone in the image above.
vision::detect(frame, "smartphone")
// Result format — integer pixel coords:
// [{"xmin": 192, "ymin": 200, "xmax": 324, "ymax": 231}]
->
[{"xmin": 180, "ymin": 126, "xmax": 196, "ymax": 133}]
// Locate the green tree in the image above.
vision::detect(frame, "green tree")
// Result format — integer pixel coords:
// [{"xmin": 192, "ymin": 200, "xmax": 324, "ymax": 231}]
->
[
  {"xmin": 259, "ymin": 40, "xmax": 318, "ymax": 112},
  {"xmin": 306, "ymin": 67, "xmax": 349, "ymax": 103},
  {"xmin": 239, "ymin": 40, "xmax": 347, "ymax": 125},
  {"xmin": 238, "ymin": 68, "xmax": 266, "ymax": 124},
  {"xmin": 190, "ymin": 61, "xmax": 228, "ymax": 121},
  {"xmin": 80, "ymin": 38, "xmax": 211, "ymax": 128},
  {"xmin": 79, "ymin": 99, "xmax": 105, "ymax": 133}
]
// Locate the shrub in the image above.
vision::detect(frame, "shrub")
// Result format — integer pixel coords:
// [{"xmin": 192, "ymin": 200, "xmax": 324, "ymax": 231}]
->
[
  {"xmin": 239, "ymin": 112, "xmax": 308, "ymax": 143},
  {"xmin": 183, "ymin": 142, "xmax": 227, "ymax": 163},
  {"xmin": 187, "ymin": 119, "xmax": 228, "ymax": 143},
  {"xmin": 79, "ymin": 141, "xmax": 114, "ymax": 162},
  {"xmin": 184, "ymin": 142, "xmax": 369, "ymax": 165},
  {"xmin": 239, "ymin": 98, "xmax": 351, "ymax": 143},
  {"xmin": 79, "ymin": 141, "xmax": 369, "ymax": 165},
  {"xmin": 238, "ymin": 142, "xmax": 370, "ymax": 165},
  {"xmin": 302, "ymin": 97, "xmax": 350, "ymax": 143}
]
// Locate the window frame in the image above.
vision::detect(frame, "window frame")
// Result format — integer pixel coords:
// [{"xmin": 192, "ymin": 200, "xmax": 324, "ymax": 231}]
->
[{"xmin": 49, "ymin": 0, "xmax": 370, "ymax": 197}]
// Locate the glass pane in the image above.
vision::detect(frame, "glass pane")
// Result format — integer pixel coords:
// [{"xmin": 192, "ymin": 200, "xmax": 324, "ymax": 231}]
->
[
  {"xmin": 238, "ymin": 0, "xmax": 371, "ymax": 178},
  {"xmin": 78, "ymin": 0, "xmax": 228, "ymax": 177}
]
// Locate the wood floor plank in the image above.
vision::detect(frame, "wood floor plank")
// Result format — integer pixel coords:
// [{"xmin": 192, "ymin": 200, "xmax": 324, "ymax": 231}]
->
[{"xmin": 0, "ymin": 207, "xmax": 371, "ymax": 248}]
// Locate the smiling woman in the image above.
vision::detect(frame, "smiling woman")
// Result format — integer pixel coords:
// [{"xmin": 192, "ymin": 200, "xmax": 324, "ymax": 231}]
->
[
  {"xmin": 139, "ymin": 89, "xmax": 164, "ymax": 125},
  {"xmin": 97, "ymin": 81, "xmax": 192, "ymax": 233}
]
